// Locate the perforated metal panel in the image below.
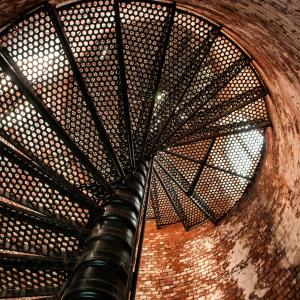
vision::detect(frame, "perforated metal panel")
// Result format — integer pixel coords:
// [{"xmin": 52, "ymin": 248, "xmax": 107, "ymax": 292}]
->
[
  {"xmin": 145, "ymin": 9, "xmax": 217, "ymax": 154},
  {"xmin": 155, "ymin": 153, "xmax": 217, "ymax": 223},
  {"xmin": 119, "ymin": 0, "xmax": 174, "ymax": 160},
  {"xmin": 0, "ymin": 144, "xmax": 90, "ymax": 226},
  {"xmin": 154, "ymin": 162, "xmax": 207, "ymax": 229},
  {"xmin": 151, "ymin": 171, "xmax": 180, "ymax": 227},
  {"xmin": 0, "ymin": 69, "xmax": 101, "ymax": 200},
  {"xmin": 166, "ymin": 139, "xmax": 212, "ymax": 162},
  {"xmin": 194, "ymin": 167, "xmax": 249, "ymax": 219},
  {"xmin": 0, "ymin": 207, "xmax": 80, "ymax": 256},
  {"xmin": 146, "ymin": 191, "xmax": 155, "ymax": 219},
  {"xmin": 0, "ymin": 6, "xmax": 117, "ymax": 183},
  {"xmin": 166, "ymin": 66, "xmax": 267, "ymax": 143},
  {"xmin": 0, "ymin": 263, "xmax": 68, "ymax": 298},
  {"xmin": 174, "ymin": 185, "xmax": 206, "ymax": 229},
  {"xmin": 0, "ymin": 0, "xmax": 271, "ymax": 297},
  {"xmin": 163, "ymin": 152, "xmax": 199, "ymax": 186},
  {"xmin": 154, "ymin": 164, "xmax": 186, "ymax": 225},
  {"xmin": 207, "ymin": 130, "xmax": 265, "ymax": 179},
  {"xmin": 58, "ymin": 0, "xmax": 131, "ymax": 169}
]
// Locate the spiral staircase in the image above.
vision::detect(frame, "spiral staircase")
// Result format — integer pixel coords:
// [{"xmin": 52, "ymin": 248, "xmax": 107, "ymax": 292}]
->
[{"xmin": 0, "ymin": 0, "xmax": 271, "ymax": 299}]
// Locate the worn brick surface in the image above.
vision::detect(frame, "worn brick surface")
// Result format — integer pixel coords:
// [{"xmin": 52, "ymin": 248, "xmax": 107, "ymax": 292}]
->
[
  {"xmin": 136, "ymin": 0, "xmax": 300, "ymax": 299},
  {"xmin": 0, "ymin": 0, "xmax": 299, "ymax": 299}
]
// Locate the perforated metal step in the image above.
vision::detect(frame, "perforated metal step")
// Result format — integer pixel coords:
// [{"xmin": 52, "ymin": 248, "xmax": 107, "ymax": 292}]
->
[{"xmin": 0, "ymin": 0, "xmax": 270, "ymax": 298}]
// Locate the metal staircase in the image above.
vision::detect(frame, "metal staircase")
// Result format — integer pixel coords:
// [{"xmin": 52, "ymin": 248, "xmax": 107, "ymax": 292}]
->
[{"xmin": 0, "ymin": 0, "xmax": 270, "ymax": 298}]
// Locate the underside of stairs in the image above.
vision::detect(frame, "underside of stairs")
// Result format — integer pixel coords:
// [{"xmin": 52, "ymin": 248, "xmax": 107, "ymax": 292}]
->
[{"xmin": 0, "ymin": 0, "xmax": 270, "ymax": 298}]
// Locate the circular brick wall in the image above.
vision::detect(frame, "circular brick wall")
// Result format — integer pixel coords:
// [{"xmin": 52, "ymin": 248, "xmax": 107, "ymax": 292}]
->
[
  {"xmin": 0, "ymin": 1, "xmax": 299, "ymax": 299},
  {"xmin": 136, "ymin": 1, "xmax": 300, "ymax": 299}
]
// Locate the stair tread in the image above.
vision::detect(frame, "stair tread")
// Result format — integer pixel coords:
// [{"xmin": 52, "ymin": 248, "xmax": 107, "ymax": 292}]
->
[{"xmin": 0, "ymin": 0, "xmax": 271, "ymax": 296}]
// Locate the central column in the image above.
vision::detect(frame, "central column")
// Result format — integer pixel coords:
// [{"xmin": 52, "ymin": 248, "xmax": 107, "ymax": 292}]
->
[{"xmin": 61, "ymin": 161, "xmax": 151, "ymax": 300}]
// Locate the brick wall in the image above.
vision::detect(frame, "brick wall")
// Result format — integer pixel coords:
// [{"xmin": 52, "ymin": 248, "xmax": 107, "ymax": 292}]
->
[
  {"xmin": 137, "ymin": 184, "xmax": 299, "ymax": 299},
  {"xmin": 136, "ymin": 0, "xmax": 300, "ymax": 299},
  {"xmin": 0, "ymin": 0, "xmax": 299, "ymax": 299}
]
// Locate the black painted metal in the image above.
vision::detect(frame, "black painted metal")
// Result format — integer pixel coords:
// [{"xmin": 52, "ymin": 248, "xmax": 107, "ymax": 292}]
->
[
  {"xmin": 0, "ymin": 287, "xmax": 61, "ymax": 299},
  {"xmin": 0, "ymin": 131, "xmax": 97, "ymax": 210},
  {"xmin": 204, "ymin": 163, "xmax": 251, "ymax": 180},
  {"xmin": 171, "ymin": 120, "xmax": 271, "ymax": 147},
  {"xmin": 154, "ymin": 166, "xmax": 188, "ymax": 229},
  {"xmin": 0, "ymin": 195, "xmax": 84, "ymax": 238},
  {"xmin": 114, "ymin": 0, "xmax": 135, "ymax": 168},
  {"xmin": 128, "ymin": 159, "xmax": 153, "ymax": 300},
  {"xmin": 140, "ymin": 3, "xmax": 176, "ymax": 161},
  {"xmin": 236, "ymin": 135, "xmax": 256, "ymax": 159},
  {"xmin": 153, "ymin": 56, "xmax": 251, "ymax": 152},
  {"xmin": 60, "ymin": 162, "xmax": 150, "ymax": 300},
  {"xmin": 188, "ymin": 138, "xmax": 216, "ymax": 195},
  {"xmin": 146, "ymin": 26, "xmax": 222, "ymax": 156},
  {"xmin": 0, "ymin": 253, "xmax": 75, "ymax": 271},
  {"xmin": 0, "ymin": 46, "xmax": 112, "ymax": 192},
  {"xmin": 0, "ymin": 0, "xmax": 272, "ymax": 298},
  {"xmin": 45, "ymin": 3, "xmax": 125, "ymax": 179},
  {"xmin": 171, "ymin": 86, "xmax": 267, "ymax": 143},
  {"xmin": 155, "ymin": 158, "xmax": 217, "ymax": 223},
  {"xmin": 165, "ymin": 150, "xmax": 251, "ymax": 180}
]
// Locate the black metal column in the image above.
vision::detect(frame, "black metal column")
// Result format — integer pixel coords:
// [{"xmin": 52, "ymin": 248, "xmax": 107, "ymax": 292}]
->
[{"xmin": 61, "ymin": 161, "xmax": 151, "ymax": 300}]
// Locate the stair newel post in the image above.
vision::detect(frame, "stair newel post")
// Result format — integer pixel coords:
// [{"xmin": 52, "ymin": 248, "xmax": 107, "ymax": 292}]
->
[
  {"xmin": 60, "ymin": 161, "xmax": 152, "ymax": 300},
  {"xmin": 127, "ymin": 158, "xmax": 154, "ymax": 300}
]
